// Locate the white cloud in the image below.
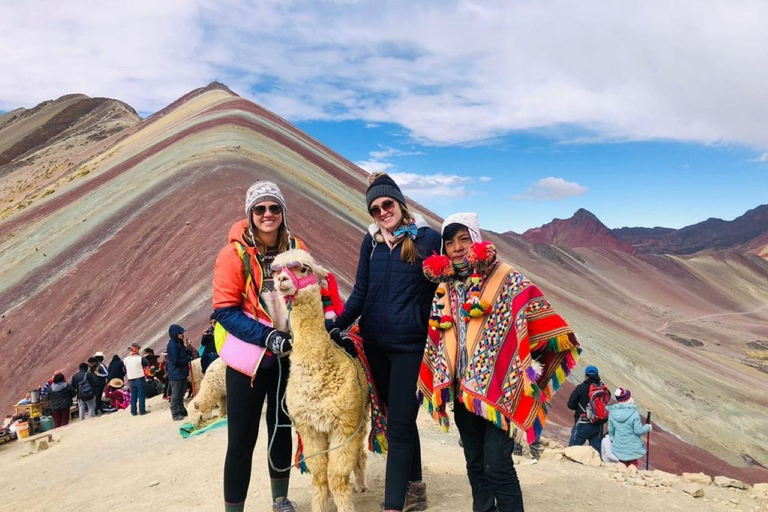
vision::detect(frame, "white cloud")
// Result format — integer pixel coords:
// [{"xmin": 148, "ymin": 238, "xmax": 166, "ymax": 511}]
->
[
  {"xmin": 751, "ymin": 153, "xmax": 768, "ymax": 162},
  {"xmin": 390, "ymin": 172, "xmax": 473, "ymax": 197},
  {"xmin": 4, "ymin": 1, "xmax": 768, "ymax": 148},
  {"xmin": 369, "ymin": 146, "xmax": 425, "ymax": 160},
  {"xmin": 479, "ymin": 176, "xmax": 492, "ymax": 182},
  {"xmin": 355, "ymin": 160, "xmax": 396, "ymax": 173},
  {"xmin": 512, "ymin": 177, "xmax": 588, "ymax": 202}
]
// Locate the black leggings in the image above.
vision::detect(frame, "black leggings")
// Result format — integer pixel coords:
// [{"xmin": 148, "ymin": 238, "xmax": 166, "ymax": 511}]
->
[
  {"xmin": 364, "ymin": 344, "xmax": 423, "ymax": 510},
  {"xmin": 223, "ymin": 361, "xmax": 292, "ymax": 504}
]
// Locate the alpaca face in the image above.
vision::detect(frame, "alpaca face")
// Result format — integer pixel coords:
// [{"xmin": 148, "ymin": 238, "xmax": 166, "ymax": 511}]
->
[{"xmin": 272, "ymin": 249, "xmax": 329, "ymax": 300}]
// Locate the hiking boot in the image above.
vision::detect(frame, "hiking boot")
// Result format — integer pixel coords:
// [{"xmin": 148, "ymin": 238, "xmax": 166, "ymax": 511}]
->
[
  {"xmin": 403, "ymin": 481, "xmax": 428, "ymax": 511},
  {"xmin": 172, "ymin": 415, "xmax": 184, "ymax": 421},
  {"xmin": 272, "ymin": 497, "xmax": 297, "ymax": 512}
]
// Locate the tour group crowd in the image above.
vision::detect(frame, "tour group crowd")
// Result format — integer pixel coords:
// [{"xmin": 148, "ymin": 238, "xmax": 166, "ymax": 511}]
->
[{"xmin": 33, "ymin": 173, "xmax": 653, "ymax": 512}]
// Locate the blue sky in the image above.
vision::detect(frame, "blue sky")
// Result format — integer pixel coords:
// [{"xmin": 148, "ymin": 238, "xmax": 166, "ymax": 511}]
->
[
  {"xmin": 298, "ymin": 120, "xmax": 766, "ymax": 232},
  {"xmin": 1, "ymin": 1, "xmax": 767, "ymax": 232}
]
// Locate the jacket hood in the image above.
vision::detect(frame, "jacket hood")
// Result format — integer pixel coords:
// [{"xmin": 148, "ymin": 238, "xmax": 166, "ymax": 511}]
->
[
  {"xmin": 608, "ymin": 402, "xmax": 638, "ymax": 423},
  {"xmin": 227, "ymin": 219, "xmax": 251, "ymax": 245},
  {"xmin": 368, "ymin": 213, "xmax": 429, "ymax": 237},
  {"xmin": 51, "ymin": 381, "xmax": 68, "ymax": 392},
  {"xmin": 169, "ymin": 324, "xmax": 185, "ymax": 340}
]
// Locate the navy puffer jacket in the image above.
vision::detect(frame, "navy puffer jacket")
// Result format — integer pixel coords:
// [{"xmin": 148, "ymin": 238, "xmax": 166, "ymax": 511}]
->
[{"xmin": 336, "ymin": 215, "xmax": 441, "ymax": 352}]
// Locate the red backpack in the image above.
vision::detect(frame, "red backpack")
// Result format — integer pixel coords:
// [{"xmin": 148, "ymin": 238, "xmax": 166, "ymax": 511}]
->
[{"xmin": 581, "ymin": 383, "xmax": 610, "ymax": 423}]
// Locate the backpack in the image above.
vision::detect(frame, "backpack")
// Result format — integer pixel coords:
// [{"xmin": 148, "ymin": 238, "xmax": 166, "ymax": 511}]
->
[
  {"xmin": 78, "ymin": 373, "xmax": 96, "ymax": 400},
  {"xmin": 581, "ymin": 383, "xmax": 610, "ymax": 423}
]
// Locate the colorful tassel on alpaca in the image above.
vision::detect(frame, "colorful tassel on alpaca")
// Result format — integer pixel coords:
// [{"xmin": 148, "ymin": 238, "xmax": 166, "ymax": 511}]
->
[{"xmin": 294, "ymin": 435, "xmax": 310, "ymax": 474}]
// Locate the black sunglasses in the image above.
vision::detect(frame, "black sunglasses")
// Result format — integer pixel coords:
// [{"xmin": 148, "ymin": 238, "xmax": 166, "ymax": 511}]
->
[
  {"xmin": 252, "ymin": 204, "xmax": 283, "ymax": 216},
  {"xmin": 369, "ymin": 199, "xmax": 396, "ymax": 217}
]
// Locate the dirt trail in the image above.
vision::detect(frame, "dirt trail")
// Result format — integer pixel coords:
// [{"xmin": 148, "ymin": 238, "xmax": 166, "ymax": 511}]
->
[{"xmin": 1, "ymin": 396, "xmax": 766, "ymax": 512}]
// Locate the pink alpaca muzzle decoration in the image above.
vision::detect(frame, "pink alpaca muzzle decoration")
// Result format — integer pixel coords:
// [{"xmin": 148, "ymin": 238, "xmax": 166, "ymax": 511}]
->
[{"xmin": 271, "ymin": 261, "xmax": 318, "ymax": 303}]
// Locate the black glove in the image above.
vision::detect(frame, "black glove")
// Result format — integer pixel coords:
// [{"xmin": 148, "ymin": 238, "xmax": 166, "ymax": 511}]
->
[
  {"xmin": 325, "ymin": 319, "xmax": 337, "ymax": 333},
  {"xmin": 329, "ymin": 328, "xmax": 358, "ymax": 358},
  {"xmin": 265, "ymin": 330, "xmax": 292, "ymax": 355}
]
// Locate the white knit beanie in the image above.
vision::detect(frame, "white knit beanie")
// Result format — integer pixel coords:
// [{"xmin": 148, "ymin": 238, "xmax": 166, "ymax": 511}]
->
[
  {"xmin": 441, "ymin": 212, "xmax": 482, "ymax": 243},
  {"xmin": 244, "ymin": 181, "xmax": 289, "ymax": 234}
]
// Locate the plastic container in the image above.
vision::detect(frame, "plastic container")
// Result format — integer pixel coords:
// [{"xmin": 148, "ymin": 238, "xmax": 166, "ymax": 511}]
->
[
  {"xmin": 16, "ymin": 421, "xmax": 29, "ymax": 439},
  {"xmin": 40, "ymin": 416, "xmax": 54, "ymax": 432},
  {"xmin": 30, "ymin": 389, "xmax": 40, "ymax": 404}
]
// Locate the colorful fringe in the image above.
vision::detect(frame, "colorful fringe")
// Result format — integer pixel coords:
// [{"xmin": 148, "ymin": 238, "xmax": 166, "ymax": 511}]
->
[{"xmin": 347, "ymin": 328, "xmax": 388, "ymax": 455}]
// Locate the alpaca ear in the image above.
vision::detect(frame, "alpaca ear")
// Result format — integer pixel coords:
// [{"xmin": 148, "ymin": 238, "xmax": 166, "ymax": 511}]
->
[{"xmin": 311, "ymin": 263, "xmax": 329, "ymax": 280}]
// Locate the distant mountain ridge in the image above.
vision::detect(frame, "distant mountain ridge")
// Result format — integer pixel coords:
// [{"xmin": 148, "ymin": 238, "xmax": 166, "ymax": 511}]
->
[{"xmin": 522, "ymin": 204, "xmax": 768, "ymax": 257}]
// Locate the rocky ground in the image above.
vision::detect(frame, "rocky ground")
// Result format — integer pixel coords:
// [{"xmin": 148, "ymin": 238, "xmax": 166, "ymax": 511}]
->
[{"xmin": 1, "ymin": 396, "xmax": 766, "ymax": 512}]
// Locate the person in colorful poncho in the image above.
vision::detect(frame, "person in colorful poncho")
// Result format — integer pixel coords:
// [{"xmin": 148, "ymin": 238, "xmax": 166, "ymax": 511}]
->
[{"xmin": 418, "ymin": 213, "xmax": 581, "ymax": 512}]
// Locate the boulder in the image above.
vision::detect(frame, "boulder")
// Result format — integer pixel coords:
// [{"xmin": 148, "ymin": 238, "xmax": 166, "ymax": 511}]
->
[
  {"xmin": 539, "ymin": 448, "xmax": 565, "ymax": 462},
  {"xmin": 682, "ymin": 472, "xmax": 712, "ymax": 485},
  {"xmin": 564, "ymin": 446, "xmax": 603, "ymax": 467},
  {"xmin": 713, "ymin": 476, "xmax": 749, "ymax": 490},
  {"xmin": 683, "ymin": 484, "xmax": 706, "ymax": 498},
  {"xmin": 752, "ymin": 482, "xmax": 768, "ymax": 494}
]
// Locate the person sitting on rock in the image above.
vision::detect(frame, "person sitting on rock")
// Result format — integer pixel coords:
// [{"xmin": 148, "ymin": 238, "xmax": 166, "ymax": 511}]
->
[
  {"xmin": 567, "ymin": 365, "xmax": 607, "ymax": 452},
  {"xmin": 607, "ymin": 387, "xmax": 651, "ymax": 468}
]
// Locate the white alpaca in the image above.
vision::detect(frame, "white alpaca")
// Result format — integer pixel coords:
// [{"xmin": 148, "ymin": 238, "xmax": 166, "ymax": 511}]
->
[
  {"xmin": 273, "ymin": 249, "xmax": 370, "ymax": 512},
  {"xmin": 187, "ymin": 357, "xmax": 227, "ymax": 426}
]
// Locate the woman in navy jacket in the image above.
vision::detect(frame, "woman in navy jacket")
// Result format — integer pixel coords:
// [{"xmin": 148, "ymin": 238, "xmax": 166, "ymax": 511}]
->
[{"xmin": 329, "ymin": 172, "xmax": 441, "ymax": 512}]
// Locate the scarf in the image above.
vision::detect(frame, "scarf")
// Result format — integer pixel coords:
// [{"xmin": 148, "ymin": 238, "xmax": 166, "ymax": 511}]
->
[
  {"xmin": 418, "ymin": 261, "xmax": 581, "ymax": 443},
  {"xmin": 382, "ymin": 222, "xmax": 418, "ymax": 249}
]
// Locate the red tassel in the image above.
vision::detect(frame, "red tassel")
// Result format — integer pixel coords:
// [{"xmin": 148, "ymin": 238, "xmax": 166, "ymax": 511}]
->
[{"xmin": 325, "ymin": 273, "xmax": 345, "ymax": 317}]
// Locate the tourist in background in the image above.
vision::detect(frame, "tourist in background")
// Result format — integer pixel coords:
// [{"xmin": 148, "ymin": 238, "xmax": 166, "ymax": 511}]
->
[
  {"xmin": 49, "ymin": 371, "xmax": 76, "ymax": 428},
  {"xmin": 166, "ymin": 325, "xmax": 193, "ymax": 421},
  {"xmin": 607, "ymin": 388, "xmax": 652, "ymax": 468},
  {"xmin": 71, "ymin": 362, "xmax": 98, "ymax": 420},
  {"xmin": 92, "ymin": 352, "xmax": 109, "ymax": 415},
  {"xmin": 567, "ymin": 365, "xmax": 609, "ymax": 452},
  {"xmin": 125, "ymin": 343, "xmax": 149, "ymax": 416},
  {"xmin": 107, "ymin": 354, "xmax": 126, "ymax": 382}
]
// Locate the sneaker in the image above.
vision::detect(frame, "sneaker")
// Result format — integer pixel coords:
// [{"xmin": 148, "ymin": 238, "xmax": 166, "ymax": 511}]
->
[
  {"xmin": 272, "ymin": 497, "xmax": 297, "ymax": 512},
  {"xmin": 403, "ymin": 481, "xmax": 428, "ymax": 511}
]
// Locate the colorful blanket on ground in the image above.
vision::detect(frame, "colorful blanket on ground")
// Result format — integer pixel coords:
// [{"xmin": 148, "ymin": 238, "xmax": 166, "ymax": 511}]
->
[
  {"xmin": 418, "ymin": 262, "xmax": 580, "ymax": 444},
  {"xmin": 179, "ymin": 417, "xmax": 228, "ymax": 438},
  {"xmin": 293, "ymin": 325, "xmax": 388, "ymax": 474}
]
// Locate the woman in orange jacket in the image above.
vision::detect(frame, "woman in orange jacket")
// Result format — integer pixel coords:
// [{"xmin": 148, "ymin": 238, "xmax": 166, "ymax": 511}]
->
[{"xmin": 213, "ymin": 181, "xmax": 305, "ymax": 512}]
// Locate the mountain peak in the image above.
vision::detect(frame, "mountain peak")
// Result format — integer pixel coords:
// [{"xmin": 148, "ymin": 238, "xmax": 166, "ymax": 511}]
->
[{"xmin": 522, "ymin": 208, "xmax": 636, "ymax": 254}]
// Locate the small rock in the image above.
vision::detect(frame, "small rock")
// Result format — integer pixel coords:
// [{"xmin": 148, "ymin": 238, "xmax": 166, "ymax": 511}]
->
[
  {"xmin": 683, "ymin": 472, "xmax": 712, "ymax": 485},
  {"xmin": 684, "ymin": 484, "xmax": 706, "ymax": 498},
  {"xmin": 149, "ymin": 481, "xmax": 159, "ymax": 487},
  {"xmin": 631, "ymin": 478, "xmax": 647, "ymax": 487},
  {"xmin": 753, "ymin": 483, "xmax": 768, "ymax": 494},
  {"xmin": 564, "ymin": 446, "xmax": 602, "ymax": 467},
  {"xmin": 185, "ymin": 221, "xmax": 191, "ymax": 225},
  {"xmin": 729, "ymin": 498, "xmax": 739, "ymax": 505},
  {"xmin": 715, "ymin": 475, "xmax": 750, "ymax": 490}
]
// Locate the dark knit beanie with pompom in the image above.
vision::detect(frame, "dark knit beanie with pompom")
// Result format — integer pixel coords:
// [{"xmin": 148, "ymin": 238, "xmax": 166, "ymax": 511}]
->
[{"xmin": 366, "ymin": 172, "xmax": 407, "ymax": 210}]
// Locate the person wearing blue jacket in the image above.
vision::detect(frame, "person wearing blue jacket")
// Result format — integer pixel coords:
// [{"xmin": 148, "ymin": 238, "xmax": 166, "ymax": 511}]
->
[
  {"xmin": 166, "ymin": 324, "xmax": 194, "ymax": 421},
  {"xmin": 327, "ymin": 172, "xmax": 441, "ymax": 512},
  {"xmin": 607, "ymin": 388, "xmax": 652, "ymax": 467}
]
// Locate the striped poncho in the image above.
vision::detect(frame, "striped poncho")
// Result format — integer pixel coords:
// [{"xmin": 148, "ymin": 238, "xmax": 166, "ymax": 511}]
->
[{"xmin": 418, "ymin": 260, "xmax": 580, "ymax": 443}]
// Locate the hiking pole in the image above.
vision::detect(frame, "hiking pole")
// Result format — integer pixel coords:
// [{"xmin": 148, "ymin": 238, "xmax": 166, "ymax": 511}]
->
[{"xmin": 645, "ymin": 411, "xmax": 652, "ymax": 470}]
